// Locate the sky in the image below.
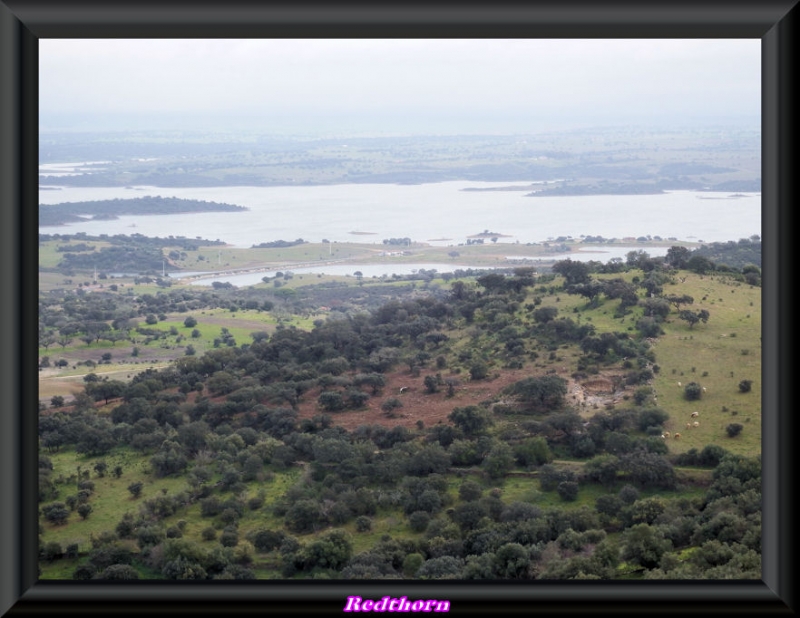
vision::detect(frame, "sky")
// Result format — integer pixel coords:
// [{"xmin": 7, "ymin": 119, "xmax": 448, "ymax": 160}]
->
[{"xmin": 39, "ymin": 39, "xmax": 761, "ymax": 135}]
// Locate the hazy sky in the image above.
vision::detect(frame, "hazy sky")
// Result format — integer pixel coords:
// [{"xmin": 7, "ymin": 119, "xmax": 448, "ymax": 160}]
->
[{"xmin": 39, "ymin": 39, "xmax": 761, "ymax": 135}]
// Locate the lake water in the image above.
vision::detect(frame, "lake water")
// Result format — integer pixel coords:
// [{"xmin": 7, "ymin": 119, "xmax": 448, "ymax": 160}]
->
[
  {"xmin": 39, "ymin": 181, "xmax": 761, "ymax": 250},
  {"xmin": 172, "ymin": 245, "xmax": 672, "ymax": 287}
]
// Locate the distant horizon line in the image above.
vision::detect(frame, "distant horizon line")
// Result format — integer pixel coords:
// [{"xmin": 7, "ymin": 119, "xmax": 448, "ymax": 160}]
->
[{"xmin": 39, "ymin": 119, "xmax": 762, "ymax": 138}]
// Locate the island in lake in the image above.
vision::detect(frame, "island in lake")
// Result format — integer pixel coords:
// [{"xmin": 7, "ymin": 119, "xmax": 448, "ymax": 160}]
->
[{"xmin": 39, "ymin": 196, "xmax": 248, "ymax": 226}]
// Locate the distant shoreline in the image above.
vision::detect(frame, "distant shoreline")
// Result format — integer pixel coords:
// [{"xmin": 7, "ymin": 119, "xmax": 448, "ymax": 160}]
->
[{"xmin": 467, "ymin": 231, "xmax": 513, "ymax": 239}]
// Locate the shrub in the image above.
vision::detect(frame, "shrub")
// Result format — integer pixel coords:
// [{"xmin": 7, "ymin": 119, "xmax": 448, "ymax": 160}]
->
[
  {"xmin": 318, "ymin": 391, "xmax": 345, "ymax": 412},
  {"xmin": 220, "ymin": 528, "xmax": 239, "ymax": 547},
  {"xmin": 115, "ymin": 514, "xmax": 135, "ymax": 539},
  {"xmin": 41, "ymin": 541, "xmax": 63, "ymax": 561},
  {"xmin": 684, "ymin": 382, "xmax": 703, "ymax": 401},
  {"xmin": 632, "ymin": 387, "xmax": 653, "ymax": 406},
  {"xmin": 595, "ymin": 494, "xmax": 623, "ymax": 518},
  {"xmin": 381, "ymin": 397, "xmax": 403, "ymax": 413},
  {"xmin": 252, "ymin": 529, "xmax": 285, "ymax": 553},
  {"xmin": 458, "ymin": 481, "xmax": 483, "ymax": 502},
  {"xmin": 726, "ymin": 423, "xmax": 744, "ymax": 438},
  {"xmin": 248, "ymin": 495, "xmax": 265, "ymax": 511},
  {"xmin": 618, "ymin": 484, "xmax": 640, "ymax": 505},
  {"xmin": 200, "ymin": 496, "xmax": 221, "ymax": 518},
  {"xmin": 424, "ymin": 375, "xmax": 439, "ymax": 393},
  {"xmin": 469, "ymin": 361, "xmax": 489, "ymax": 381},
  {"xmin": 136, "ymin": 525, "xmax": 164, "ymax": 549},
  {"xmin": 345, "ymin": 388, "xmax": 370, "ymax": 409},
  {"xmin": 403, "ymin": 553, "xmax": 425, "ymax": 577},
  {"xmin": 698, "ymin": 444, "xmax": 729, "ymax": 467},
  {"xmin": 201, "ymin": 527, "xmax": 217, "ymax": 541},
  {"xmin": 514, "ymin": 437, "xmax": 552, "ymax": 468},
  {"xmin": 127, "ymin": 482, "xmax": 143, "ymax": 499},
  {"xmin": 72, "ymin": 564, "xmax": 97, "ymax": 580},
  {"xmin": 41, "ymin": 502, "xmax": 69, "ymax": 526},
  {"xmin": 219, "ymin": 507, "xmax": 240, "ymax": 525},
  {"xmin": 100, "ymin": 564, "xmax": 140, "ymax": 580},
  {"xmin": 408, "ymin": 511, "xmax": 431, "ymax": 533},
  {"xmin": 557, "ymin": 481, "xmax": 579, "ymax": 502}
]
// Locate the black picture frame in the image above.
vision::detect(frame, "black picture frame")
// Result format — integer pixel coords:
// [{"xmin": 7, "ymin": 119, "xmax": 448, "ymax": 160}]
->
[{"xmin": 2, "ymin": 1, "xmax": 795, "ymax": 615}]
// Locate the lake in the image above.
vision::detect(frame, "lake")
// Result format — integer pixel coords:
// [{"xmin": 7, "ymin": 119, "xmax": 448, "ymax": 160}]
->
[{"xmin": 38, "ymin": 181, "xmax": 761, "ymax": 250}]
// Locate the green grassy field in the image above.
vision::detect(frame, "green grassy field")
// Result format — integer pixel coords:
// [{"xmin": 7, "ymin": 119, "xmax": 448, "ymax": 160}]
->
[
  {"xmin": 38, "ymin": 239, "xmax": 113, "ymax": 270},
  {"xmin": 645, "ymin": 274, "xmax": 761, "ymax": 455},
  {"xmin": 512, "ymin": 269, "xmax": 761, "ymax": 457}
]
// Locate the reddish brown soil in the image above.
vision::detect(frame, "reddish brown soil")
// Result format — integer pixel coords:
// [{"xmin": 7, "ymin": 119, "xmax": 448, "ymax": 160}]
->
[
  {"xmin": 47, "ymin": 365, "xmax": 630, "ymax": 434},
  {"xmin": 292, "ymin": 366, "xmax": 553, "ymax": 432}
]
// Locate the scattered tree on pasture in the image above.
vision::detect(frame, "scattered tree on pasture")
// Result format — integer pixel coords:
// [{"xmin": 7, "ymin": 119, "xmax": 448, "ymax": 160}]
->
[
  {"xmin": 726, "ymin": 423, "xmax": 744, "ymax": 438},
  {"xmin": 684, "ymin": 382, "xmax": 703, "ymax": 401},
  {"xmin": 679, "ymin": 309, "xmax": 710, "ymax": 329}
]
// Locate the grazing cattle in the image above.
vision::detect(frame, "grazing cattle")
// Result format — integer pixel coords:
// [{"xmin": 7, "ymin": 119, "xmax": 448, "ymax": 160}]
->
[
  {"xmin": 686, "ymin": 422, "xmax": 692, "ymax": 429},
  {"xmin": 674, "ymin": 433, "xmax": 681, "ymax": 439},
  {"xmin": 691, "ymin": 411, "xmax": 699, "ymax": 418},
  {"xmin": 693, "ymin": 421, "xmax": 700, "ymax": 427},
  {"xmin": 399, "ymin": 387, "xmax": 408, "ymax": 394},
  {"xmin": 663, "ymin": 431, "xmax": 670, "ymax": 438},
  {"xmin": 702, "ymin": 387, "xmax": 707, "ymax": 392},
  {"xmin": 677, "ymin": 382, "xmax": 682, "ymax": 387},
  {"xmin": 661, "ymin": 434, "xmax": 666, "ymax": 439}
]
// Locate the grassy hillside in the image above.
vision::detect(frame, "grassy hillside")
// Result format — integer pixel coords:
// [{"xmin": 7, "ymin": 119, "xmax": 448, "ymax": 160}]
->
[{"xmin": 37, "ymin": 255, "xmax": 762, "ymax": 581}]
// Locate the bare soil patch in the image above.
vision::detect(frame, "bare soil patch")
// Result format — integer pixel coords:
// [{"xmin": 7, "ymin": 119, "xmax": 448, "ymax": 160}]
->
[
  {"xmin": 293, "ymin": 367, "xmax": 630, "ymax": 431},
  {"xmin": 292, "ymin": 367, "xmax": 522, "ymax": 431},
  {"xmin": 41, "ymin": 357, "xmax": 631, "ymax": 432}
]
